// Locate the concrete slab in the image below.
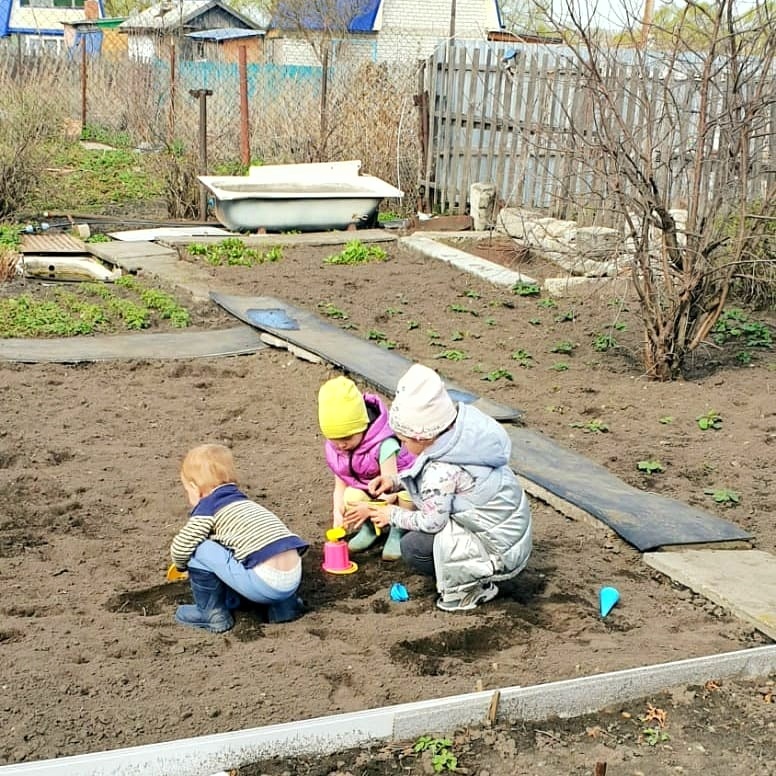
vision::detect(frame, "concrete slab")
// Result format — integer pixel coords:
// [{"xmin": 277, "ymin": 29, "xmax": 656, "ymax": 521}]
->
[
  {"xmin": 86, "ymin": 240, "xmax": 179, "ymax": 273},
  {"xmin": 644, "ymin": 549, "xmax": 776, "ymax": 640},
  {"xmin": 400, "ymin": 234, "xmax": 535, "ymax": 287}
]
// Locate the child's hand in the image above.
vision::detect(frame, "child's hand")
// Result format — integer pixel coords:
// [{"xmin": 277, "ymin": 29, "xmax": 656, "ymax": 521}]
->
[
  {"xmin": 368, "ymin": 474, "xmax": 394, "ymax": 498},
  {"xmin": 371, "ymin": 507, "xmax": 391, "ymax": 530},
  {"xmin": 343, "ymin": 502, "xmax": 371, "ymax": 531}
]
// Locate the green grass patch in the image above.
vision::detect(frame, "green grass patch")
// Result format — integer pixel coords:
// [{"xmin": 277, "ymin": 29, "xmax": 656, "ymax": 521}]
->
[
  {"xmin": 324, "ymin": 240, "xmax": 387, "ymax": 265},
  {"xmin": 32, "ymin": 142, "xmax": 162, "ymax": 213},
  {"xmin": 0, "ymin": 278, "xmax": 192, "ymax": 337},
  {"xmin": 188, "ymin": 238, "xmax": 283, "ymax": 267}
]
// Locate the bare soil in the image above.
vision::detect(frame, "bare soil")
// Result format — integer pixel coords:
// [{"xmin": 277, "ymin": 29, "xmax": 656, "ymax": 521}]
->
[{"xmin": 1, "ymin": 231, "xmax": 774, "ymax": 771}]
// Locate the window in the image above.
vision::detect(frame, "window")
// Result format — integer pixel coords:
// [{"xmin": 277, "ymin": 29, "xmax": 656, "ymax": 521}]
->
[{"xmin": 20, "ymin": 0, "xmax": 85, "ymax": 8}]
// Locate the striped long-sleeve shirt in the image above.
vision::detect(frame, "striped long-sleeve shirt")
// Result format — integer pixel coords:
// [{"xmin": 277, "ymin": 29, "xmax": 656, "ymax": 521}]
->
[{"xmin": 170, "ymin": 483, "xmax": 308, "ymax": 570}]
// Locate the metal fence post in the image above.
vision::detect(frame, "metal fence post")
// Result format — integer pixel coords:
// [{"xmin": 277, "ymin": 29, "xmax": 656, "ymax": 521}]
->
[{"xmin": 189, "ymin": 88, "xmax": 213, "ymax": 222}]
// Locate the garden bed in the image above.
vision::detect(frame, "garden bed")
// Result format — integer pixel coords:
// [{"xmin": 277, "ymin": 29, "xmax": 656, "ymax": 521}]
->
[{"xmin": 0, "ymin": 236, "xmax": 774, "ymax": 770}]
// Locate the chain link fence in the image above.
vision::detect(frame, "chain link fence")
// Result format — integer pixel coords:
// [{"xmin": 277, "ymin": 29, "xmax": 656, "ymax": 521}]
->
[{"xmin": 0, "ymin": 23, "xmax": 420, "ymax": 217}]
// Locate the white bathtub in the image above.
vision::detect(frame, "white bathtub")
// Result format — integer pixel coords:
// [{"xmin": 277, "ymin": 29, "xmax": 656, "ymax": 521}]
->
[{"xmin": 198, "ymin": 160, "xmax": 403, "ymax": 233}]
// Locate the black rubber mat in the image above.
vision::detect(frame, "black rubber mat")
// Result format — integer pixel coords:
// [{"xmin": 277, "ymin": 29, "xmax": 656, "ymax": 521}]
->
[
  {"xmin": 0, "ymin": 326, "xmax": 265, "ymax": 363},
  {"xmin": 507, "ymin": 426, "xmax": 751, "ymax": 551},
  {"xmin": 211, "ymin": 293, "xmax": 523, "ymax": 423}
]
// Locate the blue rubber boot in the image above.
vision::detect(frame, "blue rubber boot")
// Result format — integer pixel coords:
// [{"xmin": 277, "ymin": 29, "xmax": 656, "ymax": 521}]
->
[
  {"xmin": 266, "ymin": 595, "xmax": 305, "ymax": 624},
  {"xmin": 175, "ymin": 568, "xmax": 235, "ymax": 633},
  {"xmin": 381, "ymin": 527, "xmax": 405, "ymax": 561},
  {"xmin": 347, "ymin": 521, "xmax": 379, "ymax": 552}
]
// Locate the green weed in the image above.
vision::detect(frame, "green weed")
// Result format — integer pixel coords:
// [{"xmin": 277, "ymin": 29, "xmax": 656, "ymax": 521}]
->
[
  {"xmin": 435, "ymin": 349, "xmax": 468, "ymax": 361},
  {"xmin": 571, "ymin": 419, "xmax": 609, "ymax": 433},
  {"xmin": 481, "ymin": 368, "xmax": 513, "ymax": 382},
  {"xmin": 593, "ymin": 333, "xmax": 618, "ymax": 352},
  {"xmin": 0, "ymin": 293, "xmax": 102, "ymax": 336},
  {"xmin": 512, "ymin": 281, "xmax": 541, "ymax": 296},
  {"xmin": 115, "ymin": 276, "xmax": 190, "ymax": 327},
  {"xmin": 0, "ymin": 225, "xmax": 23, "ymax": 249},
  {"xmin": 412, "ymin": 736, "xmax": 458, "ymax": 773},
  {"xmin": 367, "ymin": 329, "xmax": 397, "ymax": 349},
  {"xmin": 511, "ymin": 349, "xmax": 533, "ymax": 367},
  {"xmin": 704, "ymin": 488, "xmax": 740, "ymax": 504},
  {"xmin": 550, "ymin": 340, "xmax": 576, "ymax": 354},
  {"xmin": 317, "ymin": 302, "xmax": 348, "ymax": 320},
  {"xmin": 641, "ymin": 727, "xmax": 670, "ymax": 746},
  {"xmin": 324, "ymin": 240, "xmax": 386, "ymax": 265},
  {"xmin": 712, "ymin": 308, "xmax": 773, "ymax": 348},
  {"xmin": 188, "ymin": 238, "xmax": 281, "ymax": 267},
  {"xmin": 696, "ymin": 410, "xmax": 723, "ymax": 431},
  {"xmin": 448, "ymin": 303, "xmax": 478, "ymax": 315},
  {"xmin": 637, "ymin": 459, "xmax": 665, "ymax": 474},
  {"xmin": 537, "ymin": 298, "xmax": 557, "ymax": 309},
  {"xmin": 550, "ymin": 362, "xmax": 569, "ymax": 371}
]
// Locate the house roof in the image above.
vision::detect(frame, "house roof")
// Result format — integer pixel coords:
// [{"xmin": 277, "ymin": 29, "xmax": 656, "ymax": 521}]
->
[
  {"xmin": 186, "ymin": 27, "xmax": 264, "ymax": 41},
  {"xmin": 120, "ymin": 0, "xmax": 266, "ymax": 33},
  {"xmin": 271, "ymin": 0, "xmax": 382, "ymax": 33},
  {"xmin": 1, "ymin": 0, "xmax": 106, "ymax": 37}
]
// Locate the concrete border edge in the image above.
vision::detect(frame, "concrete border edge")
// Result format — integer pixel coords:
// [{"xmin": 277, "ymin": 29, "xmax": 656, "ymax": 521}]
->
[{"xmin": 2, "ymin": 645, "xmax": 774, "ymax": 776}]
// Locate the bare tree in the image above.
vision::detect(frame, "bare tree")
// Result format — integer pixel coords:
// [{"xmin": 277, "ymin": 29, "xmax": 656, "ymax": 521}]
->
[
  {"xmin": 269, "ymin": 0, "xmax": 377, "ymax": 160},
  {"xmin": 533, "ymin": 0, "xmax": 775, "ymax": 379}
]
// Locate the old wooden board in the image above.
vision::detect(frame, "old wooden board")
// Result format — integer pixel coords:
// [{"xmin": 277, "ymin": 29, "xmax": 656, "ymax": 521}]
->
[
  {"xmin": 210, "ymin": 293, "xmax": 523, "ymax": 423},
  {"xmin": 0, "ymin": 326, "xmax": 265, "ymax": 364},
  {"xmin": 507, "ymin": 426, "xmax": 751, "ymax": 552}
]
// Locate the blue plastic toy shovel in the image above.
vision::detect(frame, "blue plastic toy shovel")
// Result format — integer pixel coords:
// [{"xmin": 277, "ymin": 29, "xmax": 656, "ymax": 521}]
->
[{"xmin": 599, "ymin": 586, "xmax": 620, "ymax": 617}]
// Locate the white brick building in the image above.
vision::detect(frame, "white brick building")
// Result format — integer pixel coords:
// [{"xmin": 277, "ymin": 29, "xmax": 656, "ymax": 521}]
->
[{"xmin": 268, "ymin": 0, "xmax": 502, "ymax": 67}]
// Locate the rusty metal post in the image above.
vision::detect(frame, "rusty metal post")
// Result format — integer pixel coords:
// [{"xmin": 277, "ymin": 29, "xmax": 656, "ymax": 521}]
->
[
  {"xmin": 81, "ymin": 37, "xmax": 87, "ymax": 128},
  {"xmin": 189, "ymin": 88, "xmax": 213, "ymax": 222},
  {"xmin": 238, "ymin": 45, "xmax": 250, "ymax": 167}
]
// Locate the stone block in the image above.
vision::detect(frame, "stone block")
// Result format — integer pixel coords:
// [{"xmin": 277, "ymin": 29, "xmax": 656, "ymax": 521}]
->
[{"xmin": 470, "ymin": 182, "xmax": 497, "ymax": 231}]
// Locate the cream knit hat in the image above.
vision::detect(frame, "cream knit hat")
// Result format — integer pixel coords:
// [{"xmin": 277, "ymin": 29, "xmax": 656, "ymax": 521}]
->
[{"xmin": 389, "ymin": 364, "xmax": 457, "ymax": 440}]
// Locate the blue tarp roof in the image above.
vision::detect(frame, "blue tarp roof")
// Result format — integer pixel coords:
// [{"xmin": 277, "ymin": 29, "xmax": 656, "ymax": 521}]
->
[{"xmin": 272, "ymin": 0, "xmax": 381, "ymax": 33}]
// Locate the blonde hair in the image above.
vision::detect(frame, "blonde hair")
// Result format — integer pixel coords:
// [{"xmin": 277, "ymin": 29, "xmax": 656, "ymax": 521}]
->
[{"xmin": 181, "ymin": 444, "xmax": 237, "ymax": 492}]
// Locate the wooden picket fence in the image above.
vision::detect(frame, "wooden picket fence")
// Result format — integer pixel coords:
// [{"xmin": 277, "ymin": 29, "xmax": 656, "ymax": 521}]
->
[{"xmin": 418, "ymin": 41, "xmax": 776, "ymax": 225}]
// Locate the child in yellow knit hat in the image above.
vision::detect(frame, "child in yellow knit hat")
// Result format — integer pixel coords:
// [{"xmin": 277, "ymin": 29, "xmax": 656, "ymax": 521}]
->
[{"xmin": 318, "ymin": 375, "xmax": 414, "ymax": 560}]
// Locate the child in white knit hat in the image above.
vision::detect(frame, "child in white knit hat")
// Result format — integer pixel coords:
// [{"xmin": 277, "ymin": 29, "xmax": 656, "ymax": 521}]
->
[
  {"xmin": 318, "ymin": 375, "xmax": 414, "ymax": 560},
  {"xmin": 364, "ymin": 363, "xmax": 533, "ymax": 611}
]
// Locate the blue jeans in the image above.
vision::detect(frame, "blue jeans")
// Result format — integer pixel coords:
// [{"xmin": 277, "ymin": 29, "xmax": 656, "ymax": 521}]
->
[
  {"xmin": 188, "ymin": 540, "xmax": 299, "ymax": 605},
  {"xmin": 400, "ymin": 530, "xmax": 436, "ymax": 578}
]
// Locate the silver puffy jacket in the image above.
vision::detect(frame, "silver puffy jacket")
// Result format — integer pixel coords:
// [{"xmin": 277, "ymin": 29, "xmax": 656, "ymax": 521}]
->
[{"xmin": 398, "ymin": 403, "xmax": 533, "ymax": 597}]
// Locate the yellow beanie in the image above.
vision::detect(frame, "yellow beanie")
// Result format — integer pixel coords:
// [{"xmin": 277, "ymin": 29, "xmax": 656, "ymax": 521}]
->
[{"xmin": 318, "ymin": 376, "xmax": 369, "ymax": 439}]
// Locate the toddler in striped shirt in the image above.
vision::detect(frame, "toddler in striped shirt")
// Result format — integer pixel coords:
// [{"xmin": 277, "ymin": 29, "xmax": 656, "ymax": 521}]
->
[{"xmin": 170, "ymin": 443, "xmax": 309, "ymax": 633}]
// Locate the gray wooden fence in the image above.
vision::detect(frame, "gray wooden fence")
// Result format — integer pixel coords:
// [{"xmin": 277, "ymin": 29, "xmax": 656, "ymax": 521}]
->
[{"xmin": 419, "ymin": 41, "xmax": 776, "ymax": 224}]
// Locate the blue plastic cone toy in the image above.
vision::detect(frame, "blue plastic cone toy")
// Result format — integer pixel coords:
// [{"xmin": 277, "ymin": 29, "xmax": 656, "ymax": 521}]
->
[{"xmin": 599, "ymin": 586, "xmax": 620, "ymax": 618}]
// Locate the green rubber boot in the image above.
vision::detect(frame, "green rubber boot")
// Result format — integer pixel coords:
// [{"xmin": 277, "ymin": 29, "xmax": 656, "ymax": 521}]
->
[
  {"xmin": 347, "ymin": 521, "xmax": 379, "ymax": 552},
  {"xmin": 382, "ymin": 527, "xmax": 405, "ymax": 561}
]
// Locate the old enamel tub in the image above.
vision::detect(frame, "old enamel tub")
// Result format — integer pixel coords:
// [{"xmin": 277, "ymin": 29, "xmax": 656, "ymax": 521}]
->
[{"xmin": 198, "ymin": 160, "xmax": 403, "ymax": 233}]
